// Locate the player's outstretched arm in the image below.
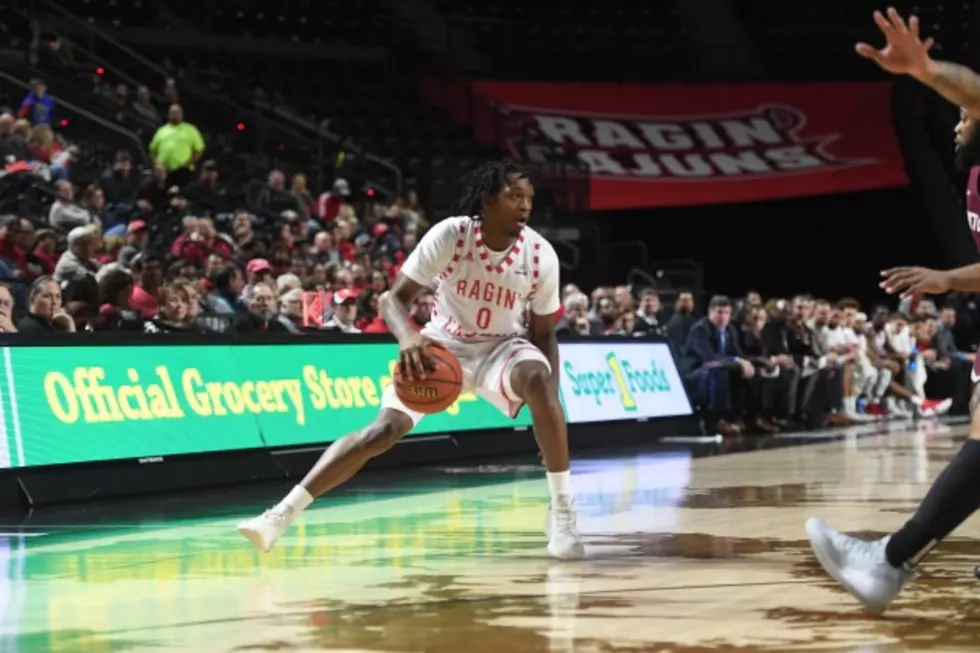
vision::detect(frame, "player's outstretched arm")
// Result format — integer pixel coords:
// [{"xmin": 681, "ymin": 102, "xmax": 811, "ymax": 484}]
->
[{"xmin": 856, "ymin": 8, "xmax": 980, "ymax": 117}]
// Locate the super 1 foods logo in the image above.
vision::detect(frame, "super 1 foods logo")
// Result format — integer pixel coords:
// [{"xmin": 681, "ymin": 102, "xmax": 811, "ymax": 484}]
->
[
  {"xmin": 509, "ymin": 106, "xmax": 873, "ymax": 180},
  {"xmin": 563, "ymin": 351, "xmax": 672, "ymax": 410}
]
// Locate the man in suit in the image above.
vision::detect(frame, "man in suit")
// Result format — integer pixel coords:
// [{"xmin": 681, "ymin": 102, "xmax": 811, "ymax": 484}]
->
[
  {"xmin": 682, "ymin": 295, "xmax": 755, "ymax": 436},
  {"xmin": 931, "ymin": 308, "xmax": 970, "ymax": 413}
]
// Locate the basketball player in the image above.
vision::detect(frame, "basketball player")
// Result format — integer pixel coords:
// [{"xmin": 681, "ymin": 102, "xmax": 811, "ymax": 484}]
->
[
  {"xmin": 238, "ymin": 161, "xmax": 584, "ymax": 560},
  {"xmin": 805, "ymin": 8, "xmax": 980, "ymax": 613}
]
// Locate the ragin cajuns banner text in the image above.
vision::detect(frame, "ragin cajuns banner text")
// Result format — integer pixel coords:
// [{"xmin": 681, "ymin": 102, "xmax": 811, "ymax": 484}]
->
[{"xmin": 468, "ymin": 81, "xmax": 909, "ymax": 210}]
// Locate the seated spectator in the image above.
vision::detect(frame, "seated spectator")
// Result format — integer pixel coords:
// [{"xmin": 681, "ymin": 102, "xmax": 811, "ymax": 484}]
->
[
  {"xmin": 666, "ymin": 290, "xmax": 696, "ymax": 354},
  {"xmin": 171, "ymin": 217, "xmax": 233, "ymax": 268},
  {"xmin": 30, "ymin": 228, "xmax": 58, "ymax": 275},
  {"xmin": 276, "ymin": 288, "xmax": 305, "ymax": 333},
  {"xmin": 183, "ymin": 160, "xmax": 230, "ymax": 217},
  {"xmin": 0, "ymin": 217, "xmax": 30, "ymax": 278},
  {"xmin": 555, "ymin": 291, "xmax": 599, "ymax": 336},
  {"xmin": 6, "ymin": 119, "xmax": 32, "ymax": 163},
  {"xmin": 594, "ymin": 295, "xmax": 619, "ymax": 335},
  {"xmin": 17, "ymin": 276, "xmax": 74, "ymax": 333},
  {"xmin": 144, "ymin": 283, "xmax": 192, "ymax": 333},
  {"xmin": 322, "ymin": 288, "xmax": 361, "ymax": 334},
  {"xmin": 137, "ymin": 163, "xmax": 169, "ymax": 215},
  {"xmin": 248, "ymin": 170, "xmax": 303, "ymax": 222},
  {"xmin": 80, "ymin": 185, "xmax": 108, "ymax": 227},
  {"xmin": 737, "ymin": 306, "xmax": 779, "ymax": 432},
  {"xmin": 276, "ymin": 273, "xmax": 302, "ymax": 296},
  {"xmin": 0, "ymin": 283, "xmax": 16, "ymax": 333},
  {"xmin": 316, "ymin": 178, "xmax": 351, "ymax": 223},
  {"xmin": 291, "ymin": 173, "xmax": 316, "ymax": 218},
  {"xmin": 633, "ymin": 288, "xmax": 666, "ymax": 338},
  {"xmin": 207, "ymin": 264, "xmax": 245, "ymax": 314},
  {"xmin": 308, "ymin": 231, "xmax": 339, "ymax": 266},
  {"xmin": 99, "ymin": 150, "xmax": 139, "ymax": 207},
  {"xmin": 128, "ymin": 252, "xmax": 164, "ymax": 319},
  {"xmin": 681, "ymin": 295, "xmax": 756, "ymax": 436},
  {"xmin": 54, "ymin": 226, "xmax": 101, "ymax": 285},
  {"xmin": 17, "ymin": 79, "xmax": 53, "ymax": 127},
  {"xmin": 27, "ymin": 124, "xmax": 72, "ymax": 180},
  {"xmin": 934, "ymin": 305, "xmax": 972, "ymax": 414},
  {"xmin": 49, "ymin": 180, "xmax": 99, "ymax": 234},
  {"xmin": 94, "ymin": 267, "xmax": 141, "ymax": 331},
  {"xmin": 132, "ymin": 85, "xmax": 161, "ymax": 125},
  {"xmin": 231, "ymin": 282, "xmax": 289, "ymax": 333}
]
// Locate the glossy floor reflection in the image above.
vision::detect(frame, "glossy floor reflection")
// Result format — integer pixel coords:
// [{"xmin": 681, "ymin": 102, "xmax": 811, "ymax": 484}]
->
[{"xmin": 1, "ymin": 421, "xmax": 979, "ymax": 652}]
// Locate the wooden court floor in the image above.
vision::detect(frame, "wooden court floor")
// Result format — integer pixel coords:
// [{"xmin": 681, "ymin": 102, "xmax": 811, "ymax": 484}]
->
[{"xmin": 1, "ymin": 422, "xmax": 978, "ymax": 652}]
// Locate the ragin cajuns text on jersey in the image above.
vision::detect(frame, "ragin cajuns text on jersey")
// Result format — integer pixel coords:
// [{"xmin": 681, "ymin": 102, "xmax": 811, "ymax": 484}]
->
[{"xmin": 401, "ymin": 216, "xmax": 559, "ymax": 342}]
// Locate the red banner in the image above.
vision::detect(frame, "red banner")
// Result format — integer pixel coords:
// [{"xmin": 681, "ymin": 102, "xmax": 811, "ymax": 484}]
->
[{"xmin": 468, "ymin": 81, "xmax": 909, "ymax": 210}]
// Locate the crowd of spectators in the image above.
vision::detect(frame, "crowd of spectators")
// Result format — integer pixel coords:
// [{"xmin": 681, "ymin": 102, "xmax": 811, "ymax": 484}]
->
[
  {"xmin": 669, "ymin": 292, "xmax": 967, "ymax": 436},
  {"xmin": 0, "ymin": 78, "xmax": 974, "ymax": 439}
]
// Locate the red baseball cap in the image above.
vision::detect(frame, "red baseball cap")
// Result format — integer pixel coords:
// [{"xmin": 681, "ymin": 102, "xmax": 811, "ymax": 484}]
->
[{"xmin": 127, "ymin": 220, "xmax": 148, "ymax": 233}]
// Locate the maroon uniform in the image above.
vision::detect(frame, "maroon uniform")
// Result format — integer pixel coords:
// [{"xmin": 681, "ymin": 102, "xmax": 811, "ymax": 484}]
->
[{"xmin": 968, "ymin": 167, "xmax": 980, "ymax": 380}]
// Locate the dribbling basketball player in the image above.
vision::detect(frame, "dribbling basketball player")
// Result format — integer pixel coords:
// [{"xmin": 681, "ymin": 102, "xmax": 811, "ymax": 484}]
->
[
  {"xmin": 238, "ymin": 161, "xmax": 585, "ymax": 560},
  {"xmin": 805, "ymin": 8, "xmax": 980, "ymax": 613}
]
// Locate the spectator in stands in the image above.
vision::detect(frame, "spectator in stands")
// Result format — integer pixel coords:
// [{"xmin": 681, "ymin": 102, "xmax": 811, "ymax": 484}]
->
[
  {"xmin": 0, "ymin": 216, "xmax": 30, "ymax": 278},
  {"xmin": 6, "ymin": 120, "xmax": 31, "ymax": 163},
  {"xmin": 633, "ymin": 288, "xmax": 666, "ymax": 337},
  {"xmin": 737, "ymin": 306, "xmax": 779, "ymax": 432},
  {"xmin": 132, "ymin": 85, "xmax": 161, "ymax": 125},
  {"xmin": 0, "ymin": 113, "xmax": 15, "ymax": 164},
  {"xmin": 49, "ymin": 180, "xmax": 98, "ymax": 233},
  {"xmin": 144, "ymin": 283, "xmax": 191, "ymax": 333},
  {"xmin": 276, "ymin": 288, "xmax": 304, "ymax": 333},
  {"xmin": 31, "ymin": 228, "xmax": 58, "ymax": 275},
  {"xmin": 0, "ymin": 283, "xmax": 16, "ymax": 333},
  {"xmin": 614, "ymin": 285, "xmax": 634, "ymax": 314},
  {"xmin": 321, "ymin": 288, "xmax": 361, "ymax": 333},
  {"xmin": 54, "ymin": 226, "xmax": 100, "ymax": 284},
  {"xmin": 99, "ymin": 151, "xmax": 139, "ymax": 207},
  {"xmin": 17, "ymin": 79, "xmax": 53, "ymax": 127},
  {"xmin": 361, "ymin": 291, "xmax": 391, "ymax": 333},
  {"xmin": 275, "ymin": 273, "xmax": 302, "ymax": 296},
  {"xmin": 205, "ymin": 264, "xmax": 245, "ymax": 314},
  {"xmin": 17, "ymin": 276, "xmax": 74, "ymax": 333},
  {"xmin": 555, "ymin": 291, "xmax": 599, "ymax": 336},
  {"xmin": 183, "ymin": 160, "xmax": 230, "ymax": 217},
  {"xmin": 594, "ymin": 295, "xmax": 619, "ymax": 335},
  {"xmin": 936, "ymin": 305, "xmax": 971, "ymax": 413},
  {"xmin": 128, "ymin": 252, "xmax": 163, "ymax": 318},
  {"xmin": 291, "ymin": 173, "xmax": 316, "ymax": 219},
  {"xmin": 682, "ymin": 295, "xmax": 755, "ymax": 437},
  {"xmin": 666, "ymin": 290, "xmax": 695, "ymax": 354},
  {"xmin": 149, "ymin": 104, "xmax": 205, "ymax": 188},
  {"xmin": 80, "ymin": 185, "xmax": 108, "ymax": 227},
  {"xmin": 231, "ymin": 282, "xmax": 288, "ymax": 333},
  {"xmin": 27, "ymin": 124, "xmax": 72, "ymax": 180},
  {"xmin": 137, "ymin": 163, "xmax": 170, "ymax": 215},
  {"xmin": 250, "ymin": 170, "xmax": 303, "ymax": 222},
  {"xmin": 316, "ymin": 178, "xmax": 351, "ymax": 223},
  {"xmin": 171, "ymin": 217, "xmax": 233, "ymax": 268},
  {"xmin": 94, "ymin": 267, "xmax": 140, "ymax": 331}
]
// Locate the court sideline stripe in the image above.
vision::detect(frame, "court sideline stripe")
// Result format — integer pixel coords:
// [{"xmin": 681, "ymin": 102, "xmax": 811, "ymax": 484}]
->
[{"xmin": 3, "ymin": 347, "xmax": 23, "ymax": 468}]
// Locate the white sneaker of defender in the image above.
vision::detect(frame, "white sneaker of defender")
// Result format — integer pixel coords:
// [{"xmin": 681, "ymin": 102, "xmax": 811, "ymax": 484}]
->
[{"xmin": 805, "ymin": 517, "xmax": 914, "ymax": 615}]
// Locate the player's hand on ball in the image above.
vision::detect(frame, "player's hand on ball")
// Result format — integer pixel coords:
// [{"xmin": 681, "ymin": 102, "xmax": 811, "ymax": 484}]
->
[
  {"xmin": 880, "ymin": 266, "xmax": 951, "ymax": 298},
  {"xmin": 398, "ymin": 333, "xmax": 436, "ymax": 380},
  {"xmin": 855, "ymin": 8, "xmax": 935, "ymax": 78}
]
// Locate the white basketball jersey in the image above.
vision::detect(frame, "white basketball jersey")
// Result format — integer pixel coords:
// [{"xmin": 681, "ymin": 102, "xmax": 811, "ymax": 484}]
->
[{"xmin": 400, "ymin": 216, "xmax": 561, "ymax": 343}]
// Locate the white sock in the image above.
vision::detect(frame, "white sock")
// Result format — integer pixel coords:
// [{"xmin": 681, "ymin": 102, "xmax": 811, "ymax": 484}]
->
[
  {"xmin": 547, "ymin": 470, "xmax": 572, "ymax": 500},
  {"xmin": 278, "ymin": 485, "xmax": 314, "ymax": 515}
]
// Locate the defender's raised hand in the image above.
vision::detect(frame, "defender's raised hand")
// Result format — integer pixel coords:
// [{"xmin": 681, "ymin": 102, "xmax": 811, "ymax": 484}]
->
[{"xmin": 855, "ymin": 8, "xmax": 935, "ymax": 77}]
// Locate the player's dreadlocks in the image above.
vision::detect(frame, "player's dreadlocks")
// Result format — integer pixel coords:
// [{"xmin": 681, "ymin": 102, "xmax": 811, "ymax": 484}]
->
[{"xmin": 455, "ymin": 160, "xmax": 528, "ymax": 217}]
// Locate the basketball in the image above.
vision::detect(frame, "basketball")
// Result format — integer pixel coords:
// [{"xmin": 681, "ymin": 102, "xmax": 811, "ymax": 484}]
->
[{"xmin": 394, "ymin": 343, "xmax": 463, "ymax": 414}]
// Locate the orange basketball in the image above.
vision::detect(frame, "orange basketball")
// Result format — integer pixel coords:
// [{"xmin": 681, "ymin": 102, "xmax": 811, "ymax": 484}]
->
[{"xmin": 394, "ymin": 343, "xmax": 463, "ymax": 414}]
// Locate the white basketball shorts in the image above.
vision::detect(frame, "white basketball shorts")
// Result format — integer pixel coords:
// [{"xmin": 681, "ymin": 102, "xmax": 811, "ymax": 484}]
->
[{"xmin": 380, "ymin": 334, "xmax": 550, "ymax": 425}]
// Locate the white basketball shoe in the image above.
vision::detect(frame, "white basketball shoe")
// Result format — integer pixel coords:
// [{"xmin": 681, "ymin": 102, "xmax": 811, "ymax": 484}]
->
[
  {"xmin": 546, "ymin": 495, "xmax": 585, "ymax": 560},
  {"xmin": 805, "ymin": 517, "xmax": 914, "ymax": 614},
  {"xmin": 238, "ymin": 506, "xmax": 296, "ymax": 553}
]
